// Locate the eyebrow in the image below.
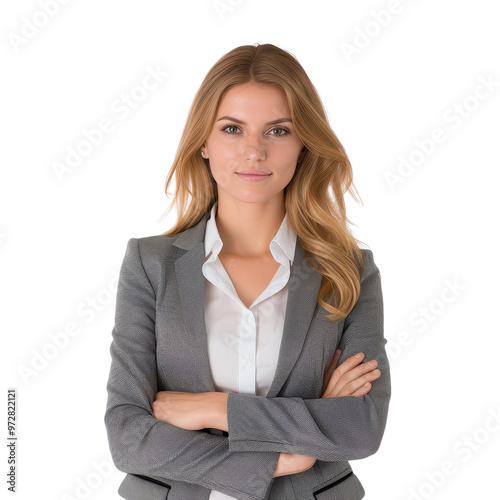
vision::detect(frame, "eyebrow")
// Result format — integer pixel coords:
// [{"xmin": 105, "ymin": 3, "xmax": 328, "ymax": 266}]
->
[{"xmin": 216, "ymin": 116, "xmax": 293, "ymax": 126}]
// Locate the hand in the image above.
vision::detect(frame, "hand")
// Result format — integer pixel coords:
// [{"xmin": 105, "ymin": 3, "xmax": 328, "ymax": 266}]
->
[
  {"xmin": 322, "ymin": 349, "xmax": 381, "ymax": 398},
  {"xmin": 273, "ymin": 452, "xmax": 316, "ymax": 478},
  {"xmin": 152, "ymin": 391, "xmax": 228, "ymax": 431},
  {"xmin": 152, "ymin": 392, "xmax": 314, "ymax": 479},
  {"xmin": 273, "ymin": 349, "xmax": 381, "ymax": 478}
]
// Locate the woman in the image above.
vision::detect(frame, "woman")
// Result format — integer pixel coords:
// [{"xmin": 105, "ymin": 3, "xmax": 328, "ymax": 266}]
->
[{"xmin": 105, "ymin": 43, "xmax": 391, "ymax": 500}]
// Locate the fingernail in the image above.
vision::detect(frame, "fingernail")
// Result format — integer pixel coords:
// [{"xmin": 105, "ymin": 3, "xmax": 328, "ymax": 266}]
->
[{"xmin": 355, "ymin": 353, "xmax": 363, "ymax": 359}]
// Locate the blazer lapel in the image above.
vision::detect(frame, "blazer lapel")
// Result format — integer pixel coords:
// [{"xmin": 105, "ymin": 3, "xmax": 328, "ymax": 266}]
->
[
  {"xmin": 172, "ymin": 211, "xmax": 323, "ymax": 397},
  {"xmin": 266, "ymin": 237, "xmax": 322, "ymax": 397},
  {"xmin": 173, "ymin": 212, "xmax": 216, "ymax": 393}
]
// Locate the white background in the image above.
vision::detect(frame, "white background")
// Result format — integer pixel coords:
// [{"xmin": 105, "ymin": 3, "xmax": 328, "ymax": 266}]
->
[{"xmin": 2, "ymin": 1, "xmax": 499, "ymax": 499}]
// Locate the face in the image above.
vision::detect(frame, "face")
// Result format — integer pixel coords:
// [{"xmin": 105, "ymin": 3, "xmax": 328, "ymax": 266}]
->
[{"xmin": 201, "ymin": 82, "xmax": 305, "ymax": 206}]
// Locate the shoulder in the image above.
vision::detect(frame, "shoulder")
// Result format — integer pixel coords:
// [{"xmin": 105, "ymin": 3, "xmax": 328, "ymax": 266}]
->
[
  {"xmin": 133, "ymin": 234, "xmax": 179, "ymax": 257},
  {"xmin": 118, "ymin": 233, "xmax": 187, "ymax": 293},
  {"xmin": 126, "ymin": 213, "xmax": 209, "ymax": 263},
  {"xmin": 359, "ymin": 248, "xmax": 381, "ymax": 284},
  {"xmin": 118, "ymin": 234, "xmax": 174, "ymax": 266},
  {"xmin": 342, "ymin": 248, "xmax": 383, "ymax": 323},
  {"xmin": 121, "ymin": 233, "xmax": 186, "ymax": 271}
]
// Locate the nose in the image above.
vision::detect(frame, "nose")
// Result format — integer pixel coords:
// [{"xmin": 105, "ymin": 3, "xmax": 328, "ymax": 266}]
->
[{"xmin": 241, "ymin": 135, "xmax": 266, "ymax": 163}]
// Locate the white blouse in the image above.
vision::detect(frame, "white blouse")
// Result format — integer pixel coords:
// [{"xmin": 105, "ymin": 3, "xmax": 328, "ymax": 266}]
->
[{"xmin": 202, "ymin": 201, "xmax": 297, "ymax": 500}]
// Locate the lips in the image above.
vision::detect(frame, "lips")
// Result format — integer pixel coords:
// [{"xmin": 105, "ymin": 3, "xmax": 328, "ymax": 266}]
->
[
  {"xmin": 235, "ymin": 171, "xmax": 272, "ymax": 183},
  {"xmin": 236, "ymin": 170, "xmax": 271, "ymax": 176}
]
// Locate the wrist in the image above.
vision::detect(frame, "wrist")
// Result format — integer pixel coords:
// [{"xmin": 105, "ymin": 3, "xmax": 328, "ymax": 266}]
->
[{"xmin": 204, "ymin": 392, "xmax": 229, "ymax": 432}]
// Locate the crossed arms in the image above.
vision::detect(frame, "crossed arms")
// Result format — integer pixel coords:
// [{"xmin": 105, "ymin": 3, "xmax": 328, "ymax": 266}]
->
[{"xmin": 104, "ymin": 238, "xmax": 391, "ymax": 500}]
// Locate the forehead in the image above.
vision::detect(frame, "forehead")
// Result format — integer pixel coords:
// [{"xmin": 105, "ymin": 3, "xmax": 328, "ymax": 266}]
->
[{"xmin": 217, "ymin": 82, "xmax": 289, "ymax": 117}]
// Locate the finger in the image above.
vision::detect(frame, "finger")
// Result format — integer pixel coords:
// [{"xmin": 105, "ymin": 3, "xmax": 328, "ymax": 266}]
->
[
  {"xmin": 340, "ymin": 360, "xmax": 379, "ymax": 384},
  {"xmin": 336, "ymin": 368, "xmax": 381, "ymax": 397},
  {"xmin": 323, "ymin": 352, "xmax": 366, "ymax": 396},
  {"xmin": 324, "ymin": 358, "xmax": 380, "ymax": 398},
  {"xmin": 323, "ymin": 366, "xmax": 380, "ymax": 398},
  {"xmin": 351, "ymin": 382, "xmax": 371, "ymax": 398},
  {"xmin": 334, "ymin": 352, "xmax": 366, "ymax": 377}
]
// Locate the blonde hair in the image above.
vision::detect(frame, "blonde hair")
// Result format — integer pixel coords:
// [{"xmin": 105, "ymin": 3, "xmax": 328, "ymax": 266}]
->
[{"xmin": 161, "ymin": 43, "xmax": 365, "ymax": 321}]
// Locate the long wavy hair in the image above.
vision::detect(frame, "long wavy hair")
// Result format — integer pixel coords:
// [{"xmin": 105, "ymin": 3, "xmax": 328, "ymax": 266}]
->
[{"xmin": 160, "ymin": 43, "xmax": 365, "ymax": 321}]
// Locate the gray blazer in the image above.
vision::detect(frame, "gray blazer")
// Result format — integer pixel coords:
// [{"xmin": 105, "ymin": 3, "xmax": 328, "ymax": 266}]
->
[{"xmin": 104, "ymin": 211, "xmax": 391, "ymax": 500}]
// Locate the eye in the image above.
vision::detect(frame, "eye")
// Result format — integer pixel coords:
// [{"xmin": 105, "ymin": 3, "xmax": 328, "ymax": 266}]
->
[
  {"xmin": 269, "ymin": 127, "xmax": 290, "ymax": 136},
  {"xmin": 221, "ymin": 125, "xmax": 241, "ymax": 134},
  {"xmin": 220, "ymin": 125, "xmax": 291, "ymax": 136}
]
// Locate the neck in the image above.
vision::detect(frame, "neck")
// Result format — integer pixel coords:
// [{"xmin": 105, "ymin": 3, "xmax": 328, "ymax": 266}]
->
[{"xmin": 214, "ymin": 196, "xmax": 285, "ymax": 257}]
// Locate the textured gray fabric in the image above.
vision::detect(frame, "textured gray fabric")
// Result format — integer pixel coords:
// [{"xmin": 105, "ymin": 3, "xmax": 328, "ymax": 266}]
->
[{"xmin": 104, "ymin": 212, "xmax": 391, "ymax": 500}]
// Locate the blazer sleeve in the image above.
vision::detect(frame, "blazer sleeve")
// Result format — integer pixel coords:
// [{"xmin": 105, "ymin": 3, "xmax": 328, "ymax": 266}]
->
[
  {"xmin": 226, "ymin": 249, "xmax": 391, "ymax": 462},
  {"xmin": 104, "ymin": 238, "xmax": 279, "ymax": 500}
]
